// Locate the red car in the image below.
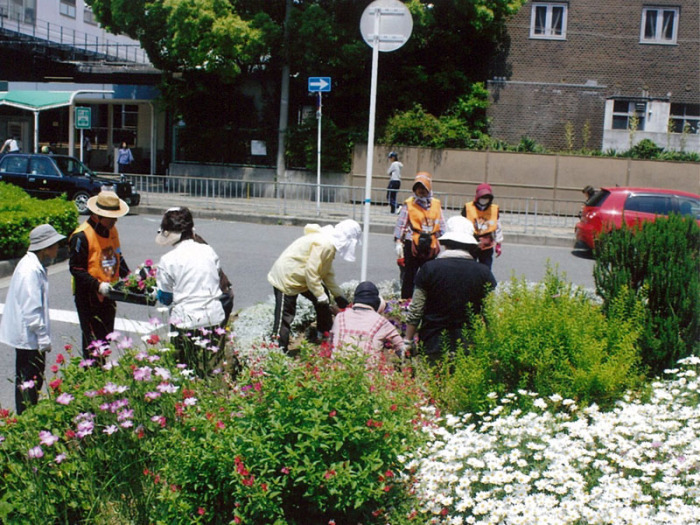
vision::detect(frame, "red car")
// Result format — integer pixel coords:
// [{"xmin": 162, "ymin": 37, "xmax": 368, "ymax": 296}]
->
[{"xmin": 575, "ymin": 187, "xmax": 700, "ymax": 249}]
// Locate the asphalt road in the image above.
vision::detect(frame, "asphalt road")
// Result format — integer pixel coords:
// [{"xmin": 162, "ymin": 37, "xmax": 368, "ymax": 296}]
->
[{"xmin": 0, "ymin": 212, "xmax": 595, "ymax": 410}]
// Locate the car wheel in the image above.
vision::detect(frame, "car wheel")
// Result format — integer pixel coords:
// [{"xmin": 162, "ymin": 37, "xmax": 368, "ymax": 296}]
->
[{"xmin": 73, "ymin": 191, "xmax": 91, "ymax": 214}]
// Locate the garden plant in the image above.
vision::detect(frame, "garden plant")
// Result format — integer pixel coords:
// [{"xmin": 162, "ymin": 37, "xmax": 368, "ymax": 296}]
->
[{"xmin": 1, "ymin": 255, "xmax": 699, "ymax": 523}]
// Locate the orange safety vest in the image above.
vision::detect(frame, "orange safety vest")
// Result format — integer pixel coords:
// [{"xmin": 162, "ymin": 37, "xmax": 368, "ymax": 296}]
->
[
  {"xmin": 71, "ymin": 222, "xmax": 122, "ymax": 290},
  {"xmin": 464, "ymin": 202, "xmax": 499, "ymax": 250},
  {"xmin": 405, "ymin": 196, "xmax": 442, "ymax": 255}
]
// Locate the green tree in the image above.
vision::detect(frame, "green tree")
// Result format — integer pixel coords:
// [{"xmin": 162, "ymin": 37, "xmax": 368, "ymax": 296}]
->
[{"xmin": 86, "ymin": 0, "xmax": 526, "ymax": 166}]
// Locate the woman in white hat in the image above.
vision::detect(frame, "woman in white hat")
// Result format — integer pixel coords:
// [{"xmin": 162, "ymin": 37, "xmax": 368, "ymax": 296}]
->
[
  {"xmin": 68, "ymin": 190, "xmax": 130, "ymax": 361},
  {"xmin": 0, "ymin": 224, "xmax": 65, "ymax": 413},
  {"xmin": 403, "ymin": 215, "xmax": 496, "ymax": 361}
]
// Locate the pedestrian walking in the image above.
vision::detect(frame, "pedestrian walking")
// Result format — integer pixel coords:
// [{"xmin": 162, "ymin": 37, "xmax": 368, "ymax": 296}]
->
[
  {"xmin": 386, "ymin": 151, "xmax": 403, "ymax": 214},
  {"xmin": 117, "ymin": 141, "xmax": 134, "ymax": 174}
]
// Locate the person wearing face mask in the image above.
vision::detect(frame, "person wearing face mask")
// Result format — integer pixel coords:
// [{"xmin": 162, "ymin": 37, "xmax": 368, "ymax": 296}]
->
[
  {"xmin": 393, "ymin": 172, "xmax": 446, "ymax": 299},
  {"xmin": 154, "ymin": 207, "xmax": 227, "ymax": 375},
  {"xmin": 69, "ymin": 191, "xmax": 130, "ymax": 360},
  {"xmin": 461, "ymin": 183, "xmax": 503, "ymax": 269},
  {"xmin": 268, "ymin": 219, "xmax": 361, "ymax": 353},
  {"xmin": 0, "ymin": 224, "xmax": 66, "ymax": 414}
]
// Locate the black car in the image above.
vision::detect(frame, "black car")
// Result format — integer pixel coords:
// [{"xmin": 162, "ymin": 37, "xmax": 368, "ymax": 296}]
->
[{"xmin": 0, "ymin": 153, "xmax": 140, "ymax": 214}]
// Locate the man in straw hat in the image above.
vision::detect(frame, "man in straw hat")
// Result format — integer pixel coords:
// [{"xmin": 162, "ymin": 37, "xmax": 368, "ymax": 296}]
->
[
  {"xmin": 393, "ymin": 171, "xmax": 446, "ymax": 299},
  {"xmin": 0, "ymin": 224, "xmax": 66, "ymax": 413},
  {"xmin": 403, "ymin": 215, "xmax": 496, "ymax": 362},
  {"xmin": 69, "ymin": 190, "xmax": 130, "ymax": 360}
]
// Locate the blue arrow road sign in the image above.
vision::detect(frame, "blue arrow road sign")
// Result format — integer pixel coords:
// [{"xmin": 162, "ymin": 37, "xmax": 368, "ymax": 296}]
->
[{"xmin": 308, "ymin": 77, "xmax": 331, "ymax": 92}]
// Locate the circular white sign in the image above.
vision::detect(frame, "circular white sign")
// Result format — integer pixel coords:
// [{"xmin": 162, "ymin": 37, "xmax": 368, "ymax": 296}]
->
[{"xmin": 360, "ymin": 0, "xmax": 413, "ymax": 52}]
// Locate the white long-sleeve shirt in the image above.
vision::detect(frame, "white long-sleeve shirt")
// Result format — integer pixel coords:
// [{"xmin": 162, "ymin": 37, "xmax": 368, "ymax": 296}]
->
[
  {"xmin": 156, "ymin": 240, "xmax": 224, "ymax": 329},
  {"xmin": 0, "ymin": 252, "xmax": 51, "ymax": 350}
]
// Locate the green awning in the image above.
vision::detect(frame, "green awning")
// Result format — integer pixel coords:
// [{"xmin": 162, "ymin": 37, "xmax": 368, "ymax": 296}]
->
[{"xmin": 0, "ymin": 91, "xmax": 75, "ymax": 111}]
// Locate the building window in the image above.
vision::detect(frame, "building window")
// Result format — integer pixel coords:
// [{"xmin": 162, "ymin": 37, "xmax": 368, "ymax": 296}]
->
[
  {"xmin": 59, "ymin": 0, "xmax": 76, "ymax": 18},
  {"xmin": 640, "ymin": 7, "xmax": 679, "ymax": 44},
  {"xmin": 84, "ymin": 6, "xmax": 97, "ymax": 25},
  {"xmin": 612, "ymin": 100, "xmax": 647, "ymax": 130},
  {"xmin": 670, "ymin": 103, "xmax": 700, "ymax": 133},
  {"xmin": 530, "ymin": 3, "xmax": 567, "ymax": 39}
]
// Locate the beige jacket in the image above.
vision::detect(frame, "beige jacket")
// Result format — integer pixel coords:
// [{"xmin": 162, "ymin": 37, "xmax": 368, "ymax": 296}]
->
[{"xmin": 267, "ymin": 224, "xmax": 342, "ymax": 299}]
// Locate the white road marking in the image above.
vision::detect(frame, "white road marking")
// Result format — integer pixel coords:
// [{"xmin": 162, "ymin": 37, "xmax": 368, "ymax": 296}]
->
[{"xmin": 0, "ymin": 304, "xmax": 156, "ymax": 335}]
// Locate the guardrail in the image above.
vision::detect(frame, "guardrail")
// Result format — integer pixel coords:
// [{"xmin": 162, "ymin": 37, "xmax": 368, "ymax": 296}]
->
[
  {"xmin": 123, "ymin": 173, "xmax": 581, "ymax": 235},
  {"xmin": 0, "ymin": 10, "xmax": 150, "ymax": 64}
]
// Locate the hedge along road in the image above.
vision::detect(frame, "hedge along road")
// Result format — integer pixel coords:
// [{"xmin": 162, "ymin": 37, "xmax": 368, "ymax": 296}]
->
[{"xmin": 0, "ymin": 212, "xmax": 595, "ymax": 411}]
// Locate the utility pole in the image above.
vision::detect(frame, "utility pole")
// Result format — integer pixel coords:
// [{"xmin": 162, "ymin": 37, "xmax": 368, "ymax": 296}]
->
[{"xmin": 276, "ymin": 0, "xmax": 293, "ymax": 184}]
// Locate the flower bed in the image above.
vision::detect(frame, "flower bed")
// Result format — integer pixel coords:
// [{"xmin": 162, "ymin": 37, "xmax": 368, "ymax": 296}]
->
[{"xmin": 1, "ymin": 274, "xmax": 699, "ymax": 524}]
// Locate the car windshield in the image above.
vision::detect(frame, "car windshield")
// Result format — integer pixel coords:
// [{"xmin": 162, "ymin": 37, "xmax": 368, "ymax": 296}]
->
[{"xmin": 54, "ymin": 157, "xmax": 92, "ymax": 177}]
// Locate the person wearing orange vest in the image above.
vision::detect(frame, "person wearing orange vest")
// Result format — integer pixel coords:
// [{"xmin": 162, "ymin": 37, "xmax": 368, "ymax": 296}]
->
[
  {"xmin": 461, "ymin": 183, "xmax": 503, "ymax": 270},
  {"xmin": 393, "ymin": 172, "xmax": 446, "ymax": 299},
  {"xmin": 69, "ymin": 191, "xmax": 130, "ymax": 360}
]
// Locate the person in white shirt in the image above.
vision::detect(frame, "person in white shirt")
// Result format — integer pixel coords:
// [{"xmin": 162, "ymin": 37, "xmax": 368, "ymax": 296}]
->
[
  {"xmin": 155, "ymin": 207, "xmax": 225, "ymax": 376},
  {"xmin": 0, "ymin": 135, "xmax": 20, "ymax": 154},
  {"xmin": 386, "ymin": 151, "xmax": 403, "ymax": 214},
  {"xmin": 0, "ymin": 224, "xmax": 66, "ymax": 414}
]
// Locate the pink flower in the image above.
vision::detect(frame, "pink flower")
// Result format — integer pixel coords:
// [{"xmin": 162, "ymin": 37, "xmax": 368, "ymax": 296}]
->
[
  {"xmin": 133, "ymin": 366, "xmax": 153, "ymax": 381},
  {"xmin": 19, "ymin": 380, "xmax": 35, "ymax": 391},
  {"xmin": 56, "ymin": 393, "xmax": 74, "ymax": 405},
  {"xmin": 28, "ymin": 446, "xmax": 43, "ymax": 459},
  {"xmin": 103, "ymin": 425, "xmax": 119, "ymax": 435},
  {"xmin": 39, "ymin": 430, "xmax": 59, "ymax": 446},
  {"xmin": 54, "ymin": 453, "xmax": 66, "ymax": 463}
]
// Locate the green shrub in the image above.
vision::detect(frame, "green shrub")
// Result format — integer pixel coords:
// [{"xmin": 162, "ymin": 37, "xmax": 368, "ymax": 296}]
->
[
  {"xmin": 0, "ymin": 335, "xmax": 430, "ymax": 524},
  {"xmin": 594, "ymin": 214, "xmax": 700, "ymax": 374},
  {"xmin": 623, "ymin": 138, "xmax": 663, "ymax": 159},
  {"xmin": 426, "ymin": 268, "xmax": 645, "ymax": 415},
  {"xmin": 285, "ymin": 115, "xmax": 354, "ymax": 172},
  {"xmin": 0, "ymin": 182, "xmax": 78, "ymax": 259}
]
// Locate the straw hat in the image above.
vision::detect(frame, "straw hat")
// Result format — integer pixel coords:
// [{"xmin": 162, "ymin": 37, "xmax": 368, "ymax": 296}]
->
[{"xmin": 87, "ymin": 190, "xmax": 129, "ymax": 218}]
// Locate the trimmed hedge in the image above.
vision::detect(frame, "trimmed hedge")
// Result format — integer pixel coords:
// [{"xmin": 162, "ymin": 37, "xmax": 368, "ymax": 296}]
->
[{"xmin": 0, "ymin": 182, "xmax": 78, "ymax": 260}]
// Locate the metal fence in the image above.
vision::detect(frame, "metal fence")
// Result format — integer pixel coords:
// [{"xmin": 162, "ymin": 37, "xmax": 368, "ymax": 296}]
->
[{"xmin": 125, "ymin": 173, "xmax": 581, "ymax": 235}]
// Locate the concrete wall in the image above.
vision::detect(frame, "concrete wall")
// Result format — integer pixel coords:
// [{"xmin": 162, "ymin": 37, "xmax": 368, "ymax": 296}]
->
[{"xmin": 350, "ymin": 144, "xmax": 700, "ymax": 204}]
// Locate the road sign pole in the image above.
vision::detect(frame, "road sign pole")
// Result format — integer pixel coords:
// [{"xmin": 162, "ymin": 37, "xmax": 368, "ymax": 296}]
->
[
  {"xmin": 360, "ymin": 10, "xmax": 381, "ymax": 281},
  {"xmin": 316, "ymin": 92, "xmax": 322, "ymax": 216},
  {"xmin": 359, "ymin": 0, "xmax": 412, "ymax": 282},
  {"xmin": 79, "ymin": 129, "xmax": 84, "ymax": 162}
]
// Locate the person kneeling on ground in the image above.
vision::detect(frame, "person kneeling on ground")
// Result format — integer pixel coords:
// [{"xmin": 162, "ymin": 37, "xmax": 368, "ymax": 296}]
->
[
  {"xmin": 268, "ymin": 220, "xmax": 361, "ymax": 353},
  {"xmin": 404, "ymin": 215, "xmax": 497, "ymax": 363},
  {"xmin": 331, "ymin": 281, "xmax": 405, "ymax": 359}
]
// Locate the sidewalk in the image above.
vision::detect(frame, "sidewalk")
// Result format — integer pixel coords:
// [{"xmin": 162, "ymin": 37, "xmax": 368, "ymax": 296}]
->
[
  {"xmin": 0, "ymin": 193, "xmax": 577, "ymax": 279},
  {"xmin": 136, "ymin": 192, "xmax": 577, "ymax": 246}
]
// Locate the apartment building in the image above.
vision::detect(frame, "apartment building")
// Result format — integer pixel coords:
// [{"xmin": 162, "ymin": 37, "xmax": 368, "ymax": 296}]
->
[
  {"xmin": 0, "ymin": 0, "xmax": 164, "ymax": 173},
  {"xmin": 487, "ymin": 0, "xmax": 700, "ymax": 153}
]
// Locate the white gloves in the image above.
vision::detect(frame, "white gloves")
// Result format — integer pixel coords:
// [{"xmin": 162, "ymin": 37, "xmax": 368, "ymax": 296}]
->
[
  {"xmin": 98, "ymin": 282, "xmax": 112, "ymax": 296},
  {"xmin": 317, "ymin": 293, "xmax": 330, "ymax": 305},
  {"xmin": 395, "ymin": 241, "xmax": 404, "ymax": 258}
]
